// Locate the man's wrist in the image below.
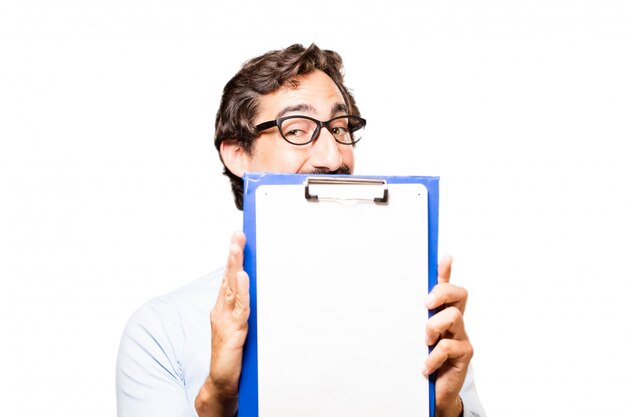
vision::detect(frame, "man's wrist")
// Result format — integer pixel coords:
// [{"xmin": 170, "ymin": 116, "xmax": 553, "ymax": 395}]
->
[
  {"xmin": 195, "ymin": 377, "xmax": 238, "ymax": 417},
  {"xmin": 437, "ymin": 395, "xmax": 464, "ymax": 417}
]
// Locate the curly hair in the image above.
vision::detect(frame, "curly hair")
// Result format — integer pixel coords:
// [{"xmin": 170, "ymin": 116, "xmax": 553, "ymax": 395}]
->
[{"xmin": 214, "ymin": 43, "xmax": 361, "ymax": 209}]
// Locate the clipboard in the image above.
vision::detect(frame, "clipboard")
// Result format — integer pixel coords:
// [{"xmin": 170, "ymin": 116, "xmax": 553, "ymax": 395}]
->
[{"xmin": 239, "ymin": 173, "xmax": 439, "ymax": 417}]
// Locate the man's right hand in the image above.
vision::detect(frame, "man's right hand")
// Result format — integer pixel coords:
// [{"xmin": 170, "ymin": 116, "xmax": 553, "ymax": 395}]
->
[{"xmin": 195, "ymin": 231, "xmax": 250, "ymax": 417}]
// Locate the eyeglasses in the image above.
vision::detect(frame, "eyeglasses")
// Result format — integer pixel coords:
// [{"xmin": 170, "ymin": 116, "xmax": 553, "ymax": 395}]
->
[{"xmin": 255, "ymin": 115, "xmax": 367, "ymax": 146}]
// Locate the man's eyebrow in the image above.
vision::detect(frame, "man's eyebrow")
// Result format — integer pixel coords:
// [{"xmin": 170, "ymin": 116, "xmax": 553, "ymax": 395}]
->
[
  {"xmin": 274, "ymin": 102, "xmax": 349, "ymax": 120},
  {"xmin": 275, "ymin": 104, "xmax": 316, "ymax": 119},
  {"xmin": 331, "ymin": 103, "xmax": 349, "ymax": 116}
]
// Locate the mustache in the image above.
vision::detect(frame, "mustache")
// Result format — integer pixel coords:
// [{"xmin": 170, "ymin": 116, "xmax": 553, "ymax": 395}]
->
[{"xmin": 304, "ymin": 165, "xmax": 352, "ymax": 175}]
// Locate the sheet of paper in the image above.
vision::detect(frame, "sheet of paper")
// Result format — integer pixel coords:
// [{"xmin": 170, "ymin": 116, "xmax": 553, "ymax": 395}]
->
[{"xmin": 254, "ymin": 182, "xmax": 430, "ymax": 417}]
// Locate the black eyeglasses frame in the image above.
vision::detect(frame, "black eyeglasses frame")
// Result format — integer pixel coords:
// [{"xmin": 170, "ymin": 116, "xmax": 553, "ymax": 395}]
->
[{"xmin": 255, "ymin": 115, "xmax": 367, "ymax": 146}]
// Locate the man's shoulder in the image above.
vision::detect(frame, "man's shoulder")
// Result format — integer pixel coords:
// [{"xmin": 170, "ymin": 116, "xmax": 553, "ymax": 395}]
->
[
  {"xmin": 155, "ymin": 267, "xmax": 225, "ymax": 310},
  {"xmin": 125, "ymin": 267, "xmax": 224, "ymax": 333},
  {"xmin": 116, "ymin": 268, "xmax": 224, "ymax": 406}
]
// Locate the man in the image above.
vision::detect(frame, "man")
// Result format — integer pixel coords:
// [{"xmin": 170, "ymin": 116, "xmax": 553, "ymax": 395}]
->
[{"xmin": 116, "ymin": 43, "xmax": 485, "ymax": 417}]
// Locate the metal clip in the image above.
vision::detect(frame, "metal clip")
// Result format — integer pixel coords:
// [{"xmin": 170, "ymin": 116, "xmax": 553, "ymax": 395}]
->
[{"xmin": 304, "ymin": 177, "xmax": 388, "ymax": 204}]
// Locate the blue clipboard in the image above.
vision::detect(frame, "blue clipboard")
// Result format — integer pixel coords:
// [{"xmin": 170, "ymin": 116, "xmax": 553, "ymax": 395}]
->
[{"xmin": 239, "ymin": 173, "xmax": 439, "ymax": 417}]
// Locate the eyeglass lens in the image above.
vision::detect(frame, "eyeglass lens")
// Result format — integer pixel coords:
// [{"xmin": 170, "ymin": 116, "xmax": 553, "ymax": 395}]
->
[{"xmin": 279, "ymin": 116, "xmax": 365, "ymax": 145}]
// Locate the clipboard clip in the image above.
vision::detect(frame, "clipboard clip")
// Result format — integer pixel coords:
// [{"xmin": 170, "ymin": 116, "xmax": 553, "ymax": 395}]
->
[{"xmin": 304, "ymin": 177, "xmax": 388, "ymax": 204}]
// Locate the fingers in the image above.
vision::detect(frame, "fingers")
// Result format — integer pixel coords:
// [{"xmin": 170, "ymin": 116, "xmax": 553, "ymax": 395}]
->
[
  {"xmin": 224, "ymin": 244, "xmax": 243, "ymax": 305},
  {"xmin": 425, "ymin": 255, "xmax": 467, "ymax": 313},
  {"xmin": 425, "ymin": 282, "xmax": 467, "ymax": 313},
  {"xmin": 222, "ymin": 232, "xmax": 246, "ymax": 307},
  {"xmin": 213, "ymin": 268, "xmax": 251, "ymax": 324},
  {"xmin": 425, "ymin": 306, "xmax": 466, "ymax": 346},
  {"xmin": 422, "ymin": 254, "xmax": 473, "ymax": 411},
  {"xmin": 207, "ymin": 231, "xmax": 251, "ymax": 397},
  {"xmin": 233, "ymin": 270, "xmax": 250, "ymax": 321},
  {"xmin": 421, "ymin": 338, "xmax": 473, "ymax": 376},
  {"xmin": 225, "ymin": 231, "xmax": 245, "ymax": 276}
]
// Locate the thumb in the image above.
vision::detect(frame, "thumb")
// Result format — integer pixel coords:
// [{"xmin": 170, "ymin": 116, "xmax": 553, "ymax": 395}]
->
[{"xmin": 438, "ymin": 255, "xmax": 453, "ymax": 284}]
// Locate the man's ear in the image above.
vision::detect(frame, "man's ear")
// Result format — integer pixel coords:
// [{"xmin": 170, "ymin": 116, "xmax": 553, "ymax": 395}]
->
[{"xmin": 219, "ymin": 140, "xmax": 251, "ymax": 178}]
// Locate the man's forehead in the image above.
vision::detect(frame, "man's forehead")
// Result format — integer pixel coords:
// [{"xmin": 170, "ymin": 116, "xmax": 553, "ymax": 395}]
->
[{"xmin": 258, "ymin": 71, "xmax": 347, "ymax": 119}]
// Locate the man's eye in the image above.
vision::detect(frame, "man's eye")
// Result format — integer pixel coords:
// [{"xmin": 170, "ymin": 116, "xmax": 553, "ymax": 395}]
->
[
  {"xmin": 331, "ymin": 127, "xmax": 348, "ymax": 135},
  {"xmin": 285, "ymin": 129, "xmax": 306, "ymax": 137}
]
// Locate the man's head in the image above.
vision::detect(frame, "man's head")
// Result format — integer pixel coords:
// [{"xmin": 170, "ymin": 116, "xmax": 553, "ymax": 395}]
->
[{"xmin": 214, "ymin": 43, "xmax": 362, "ymax": 209}]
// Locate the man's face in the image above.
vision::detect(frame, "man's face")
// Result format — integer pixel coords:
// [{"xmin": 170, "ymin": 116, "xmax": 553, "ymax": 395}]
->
[{"xmin": 229, "ymin": 70, "xmax": 355, "ymax": 175}]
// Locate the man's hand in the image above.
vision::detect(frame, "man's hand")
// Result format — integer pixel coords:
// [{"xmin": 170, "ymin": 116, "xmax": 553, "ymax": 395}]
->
[
  {"xmin": 195, "ymin": 232, "xmax": 250, "ymax": 417},
  {"xmin": 423, "ymin": 255, "xmax": 473, "ymax": 417}
]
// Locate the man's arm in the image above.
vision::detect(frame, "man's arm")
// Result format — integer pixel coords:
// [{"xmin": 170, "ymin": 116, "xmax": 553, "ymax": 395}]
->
[
  {"xmin": 116, "ymin": 300, "xmax": 198, "ymax": 417},
  {"xmin": 195, "ymin": 231, "xmax": 250, "ymax": 417},
  {"xmin": 116, "ymin": 232, "xmax": 250, "ymax": 417},
  {"xmin": 423, "ymin": 255, "xmax": 479, "ymax": 417}
]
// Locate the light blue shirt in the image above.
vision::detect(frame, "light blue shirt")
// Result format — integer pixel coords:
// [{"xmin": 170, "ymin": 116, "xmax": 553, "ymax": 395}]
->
[{"xmin": 116, "ymin": 267, "xmax": 486, "ymax": 417}]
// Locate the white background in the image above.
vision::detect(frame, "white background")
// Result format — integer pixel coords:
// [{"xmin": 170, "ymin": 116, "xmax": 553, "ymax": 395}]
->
[{"xmin": 1, "ymin": 1, "xmax": 625, "ymax": 416}]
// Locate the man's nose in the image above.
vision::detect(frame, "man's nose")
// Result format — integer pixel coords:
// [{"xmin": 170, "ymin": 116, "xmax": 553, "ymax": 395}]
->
[{"xmin": 309, "ymin": 128, "xmax": 343, "ymax": 172}]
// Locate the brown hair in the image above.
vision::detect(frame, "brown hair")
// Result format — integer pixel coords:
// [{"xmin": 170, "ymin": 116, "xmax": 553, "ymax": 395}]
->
[{"xmin": 214, "ymin": 43, "xmax": 360, "ymax": 209}]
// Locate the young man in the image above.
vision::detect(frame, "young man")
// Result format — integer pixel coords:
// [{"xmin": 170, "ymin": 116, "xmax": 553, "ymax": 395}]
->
[{"xmin": 116, "ymin": 43, "xmax": 485, "ymax": 417}]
